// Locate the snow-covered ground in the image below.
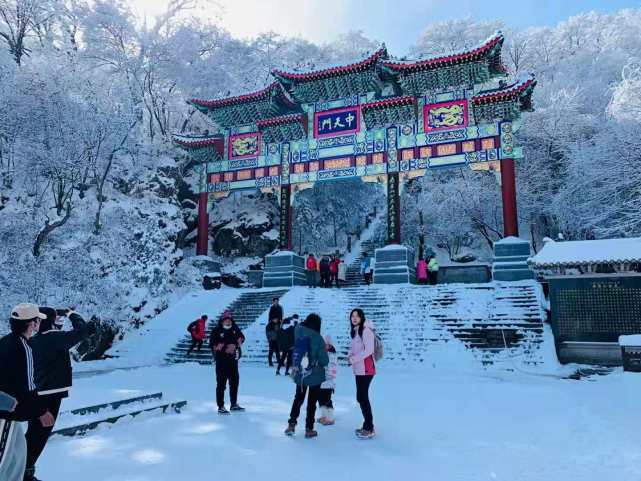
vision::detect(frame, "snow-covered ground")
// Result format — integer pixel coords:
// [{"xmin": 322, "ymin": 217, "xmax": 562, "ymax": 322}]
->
[{"xmin": 40, "ymin": 363, "xmax": 640, "ymax": 481}]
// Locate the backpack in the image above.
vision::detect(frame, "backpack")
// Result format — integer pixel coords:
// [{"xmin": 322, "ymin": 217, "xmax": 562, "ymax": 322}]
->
[
  {"xmin": 372, "ymin": 329, "xmax": 384, "ymax": 361},
  {"xmin": 187, "ymin": 320, "xmax": 198, "ymax": 333},
  {"xmin": 290, "ymin": 336, "xmax": 312, "ymax": 382}
]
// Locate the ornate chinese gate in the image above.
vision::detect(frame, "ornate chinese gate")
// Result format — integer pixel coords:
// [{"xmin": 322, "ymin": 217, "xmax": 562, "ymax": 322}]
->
[{"xmin": 175, "ymin": 32, "xmax": 536, "ymax": 281}]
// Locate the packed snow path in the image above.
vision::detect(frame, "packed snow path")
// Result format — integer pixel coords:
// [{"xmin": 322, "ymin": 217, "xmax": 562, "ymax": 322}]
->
[{"xmin": 42, "ymin": 364, "xmax": 640, "ymax": 481}]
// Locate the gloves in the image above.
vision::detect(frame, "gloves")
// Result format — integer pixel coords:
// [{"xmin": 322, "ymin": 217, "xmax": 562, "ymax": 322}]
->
[{"xmin": 87, "ymin": 322, "xmax": 97, "ymax": 336}]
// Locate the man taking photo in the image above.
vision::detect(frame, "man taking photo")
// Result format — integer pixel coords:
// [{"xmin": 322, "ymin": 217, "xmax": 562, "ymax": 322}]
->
[{"xmin": 25, "ymin": 307, "xmax": 93, "ymax": 481}]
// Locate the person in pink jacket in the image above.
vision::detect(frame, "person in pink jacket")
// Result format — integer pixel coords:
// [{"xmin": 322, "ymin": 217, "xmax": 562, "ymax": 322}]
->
[
  {"xmin": 348, "ymin": 308, "xmax": 376, "ymax": 439},
  {"xmin": 416, "ymin": 257, "xmax": 428, "ymax": 284}
]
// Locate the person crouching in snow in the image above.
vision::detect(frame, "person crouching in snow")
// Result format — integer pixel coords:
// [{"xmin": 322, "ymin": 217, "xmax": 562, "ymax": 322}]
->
[
  {"xmin": 209, "ymin": 310, "xmax": 245, "ymax": 415},
  {"xmin": 187, "ymin": 315, "xmax": 207, "ymax": 356},
  {"xmin": 318, "ymin": 335, "xmax": 337, "ymax": 426}
]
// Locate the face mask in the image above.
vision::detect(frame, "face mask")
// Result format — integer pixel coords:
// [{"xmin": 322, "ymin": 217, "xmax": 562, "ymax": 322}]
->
[{"xmin": 223, "ymin": 324, "xmax": 232, "ymax": 330}]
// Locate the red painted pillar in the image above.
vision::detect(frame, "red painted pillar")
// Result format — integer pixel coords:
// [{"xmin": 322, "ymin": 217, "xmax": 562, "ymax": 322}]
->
[
  {"xmin": 500, "ymin": 158, "xmax": 519, "ymax": 237},
  {"xmin": 196, "ymin": 192, "xmax": 209, "ymax": 256}
]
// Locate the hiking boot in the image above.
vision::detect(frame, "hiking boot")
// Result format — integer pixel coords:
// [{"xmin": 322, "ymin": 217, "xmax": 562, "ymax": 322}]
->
[
  {"xmin": 357, "ymin": 429, "xmax": 376, "ymax": 439},
  {"xmin": 230, "ymin": 404, "xmax": 245, "ymax": 412},
  {"xmin": 284, "ymin": 423, "xmax": 295, "ymax": 436},
  {"xmin": 305, "ymin": 429, "xmax": 318, "ymax": 439},
  {"xmin": 23, "ymin": 468, "xmax": 41, "ymax": 481},
  {"xmin": 218, "ymin": 407, "xmax": 230, "ymax": 415}
]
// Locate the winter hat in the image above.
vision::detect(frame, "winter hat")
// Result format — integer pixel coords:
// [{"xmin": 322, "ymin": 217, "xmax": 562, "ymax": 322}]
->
[
  {"xmin": 10, "ymin": 303, "xmax": 46, "ymax": 322},
  {"xmin": 221, "ymin": 310, "xmax": 232, "ymax": 321}
]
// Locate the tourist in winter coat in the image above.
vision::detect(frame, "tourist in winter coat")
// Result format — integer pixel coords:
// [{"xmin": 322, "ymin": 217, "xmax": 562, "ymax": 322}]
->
[
  {"xmin": 348, "ymin": 308, "xmax": 376, "ymax": 439},
  {"xmin": 0, "ymin": 390, "xmax": 26, "ymax": 481},
  {"xmin": 209, "ymin": 310, "xmax": 245, "ymax": 414},
  {"xmin": 337, "ymin": 258, "xmax": 347, "ymax": 284},
  {"xmin": 28, "ymin": 307, "xmax": 93, "ymax": 478},
  {"xmin": 361, "ymin": 253, "xmax": 373, "ymax": 285},
  {"xmin": 285, "ymin": 314, "xmax": 329, "ymax": 438},
  {"xmin": 329, "ymin": 257, "xmax": 340, "ymax": 288},
  {"xmin": 276, "ymin": 315, "xmax": 298, "ymax": 375},
  {"xmin": 319, "ymin": 256, "xmax": 331, "ymax": 288},
  {"xmin": 265, "ymin": 317, "xmax": 281, "ymax": 367},
  {"xmin": 416, "ymin": 257, "xmax": 428, "ymax": 284},
  {"xmin": 318, "ymin": 335, "xmax": 338, "ymax": 425},
  {"xmin": 306, "ymin": 254, "xmax": 317, "ymax": 288},
  {"xmin": 428, "ymin": 256, "xmax": 439, "ymax": 285},
  {"xmin": 0, "ymin": 304, "xmax": 54, "ymax": 481},
  {"xmin": 187, "ymin": 315, "xmax": 208, "ymax": 355},
  {"xmin": 268, "ymin": 297, "xmax": 284, "ymax": 323}
]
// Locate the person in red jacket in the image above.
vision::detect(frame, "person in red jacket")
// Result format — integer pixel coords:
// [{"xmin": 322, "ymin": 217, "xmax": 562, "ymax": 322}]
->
[
  {"xmin": 187, "ymin": 315, "xmax": 208, "ymax": 355},
  {"xmin": 306, "ymin": 254, "xmax": 317, "ymax": 288},
  {"xmin": 329, "ymin": 256, "xmax": 340, "ymax": 288}
]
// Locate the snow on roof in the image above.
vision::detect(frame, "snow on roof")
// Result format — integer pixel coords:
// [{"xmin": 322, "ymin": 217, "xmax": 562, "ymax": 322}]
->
[
  {"xmin": 272, "ymin": 46, "xmax": 388, "ymax": 82},
  {"xmin": 380, "ymin": 31, "xmax": 504, "ymax": 73},
  {"xmin": 619, "ymin": 335, "xmax": 641, "ymax": 347},
  {"xmin": 528, "ymin": 238, "xmax": 641, "ymax": 268}
]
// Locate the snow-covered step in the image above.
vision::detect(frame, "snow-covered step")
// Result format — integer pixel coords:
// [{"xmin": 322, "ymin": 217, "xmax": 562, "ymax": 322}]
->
[
  {"xmin": 165, "ymin": 288, "xmax": 288, "ymax": 364},
  {"xmin": 238, "ymin": 281, "xmax": 547, "ymax": 370}
]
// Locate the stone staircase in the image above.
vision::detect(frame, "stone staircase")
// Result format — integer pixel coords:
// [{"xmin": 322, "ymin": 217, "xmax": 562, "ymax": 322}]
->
[
  {"xmin": 238, "ymin": 281, "xmax": 547, "ymax": 369},
  {"xmin": 165, "ymin": 289, "xmax": 289, "ymax": 364},
  {"xmin": 344, "ymin": 240, "xmax": 383, "ymax": 287}
]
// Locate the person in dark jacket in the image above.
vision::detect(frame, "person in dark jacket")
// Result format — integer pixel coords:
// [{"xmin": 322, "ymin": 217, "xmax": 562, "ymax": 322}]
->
[
  {"xmin": 284, "ymin": 313, "xmax": 329, "ymax": 438},
  {"xmin": 319, "ymin": 256, "xmax": 331, "ymax": 288},
  {"xmin": 265, "ymin": 317, "xmax": 281, "ymax": 367},
  {"xmin": 27, "ymin": 307, "xmax": 93, "ymax": 479},
  {"xmin": 209, "ymin": 310, "xmax": 245, "ymax": 415},
  {"xmin": 268, "ymin": 297, "xmax": 283, "ymax": 323},
  {"xmin": 276, "ymin": 314, "xmax": 298, "ymax": 376},
  {"xmin": 266, "ymin": 299, "xmax": 283, "ymax": 367},
  {"xmin": 0, "ymin": 304, "xmax": 54, "ymax": 481}
]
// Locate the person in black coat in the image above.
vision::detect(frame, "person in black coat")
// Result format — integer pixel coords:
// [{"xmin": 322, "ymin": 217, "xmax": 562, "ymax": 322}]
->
[
  {"xmin": 276, "ymin": 314, "xmax": 298, "ymax": 375},
  {"xmin": 0, "ymin": 304, "xmax": 54, "ymax": 481},
  {"xmin": 266, "ymin": 298, "xmax": 283, "ymax": 366},
  {"xmin": 26, "ymin": 307, "xmax": 93, "ymax": 479},
  {"xmin": 319, "ymin": 256, "xmax": 331, "ymax": 288},
  {"xmin": 268, "ymin": 297, "xmax": 283, "ymax": 323},
  {"xmin": 209, "ymin": 310, "xmax": 245, "ymax": 415}
]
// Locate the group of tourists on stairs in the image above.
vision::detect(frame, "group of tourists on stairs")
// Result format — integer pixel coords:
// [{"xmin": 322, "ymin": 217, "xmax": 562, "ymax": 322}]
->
[
  {"xmin": 305, "ymin": 253, "xmax": 347, "ymax": 288},
  {"xmin": 416, "ymin": 254, "xmax": 439, "ymax": 285}
]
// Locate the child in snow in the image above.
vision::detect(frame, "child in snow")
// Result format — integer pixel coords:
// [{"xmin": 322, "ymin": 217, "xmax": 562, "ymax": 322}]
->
[{"xmin": 318, "ymin": 335, "xmax": 337, "ymax": 425}]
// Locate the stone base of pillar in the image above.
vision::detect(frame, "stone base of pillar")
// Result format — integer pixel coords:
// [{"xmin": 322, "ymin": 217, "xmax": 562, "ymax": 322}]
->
[
  {"xmin": 492, "ymin": 237, "xmax": 534, "ymax": 281},
  {"xmin": 263, "ymin": 251, "xmax": 306, "ymax": 287},
  {"xmin": 373, "ymin": 245, "xmax": 416, "ymax": 285}
]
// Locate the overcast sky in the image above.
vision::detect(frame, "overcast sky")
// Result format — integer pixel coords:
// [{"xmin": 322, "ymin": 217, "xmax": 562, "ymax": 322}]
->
[{"xmin": 131, "ymin": 0, "xmax": 641, "ymax": 54}]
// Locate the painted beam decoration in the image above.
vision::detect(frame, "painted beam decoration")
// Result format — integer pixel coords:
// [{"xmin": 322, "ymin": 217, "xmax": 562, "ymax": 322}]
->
[{"xmin": 174, "ymin": 31, "xmax": 537, "ymax": 198}]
